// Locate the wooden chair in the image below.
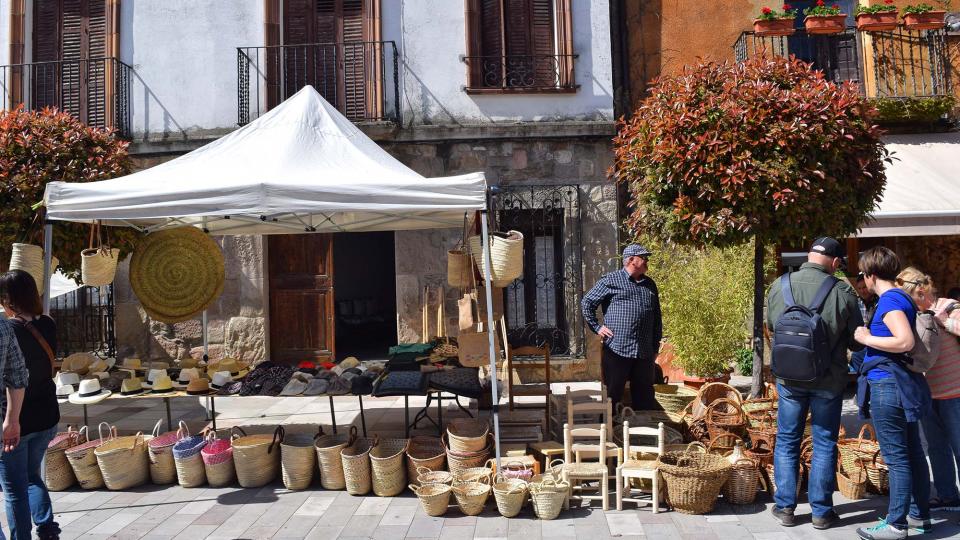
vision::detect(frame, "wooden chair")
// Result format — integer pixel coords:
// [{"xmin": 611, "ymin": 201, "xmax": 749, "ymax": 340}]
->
[
  {"xmin": 565, "ymin": 387, "xmax": 622, "ymax": 466},
  {"xmin": 506, "ymin": 344, "xmax": 552, "ymax": 427},
  {"xmin": 616, "ymin": 421, "xmax": 664, "ymax": 512},
  {"xmin": 562, "ymin": 422, "xmax": 609, "ymax": 511}
]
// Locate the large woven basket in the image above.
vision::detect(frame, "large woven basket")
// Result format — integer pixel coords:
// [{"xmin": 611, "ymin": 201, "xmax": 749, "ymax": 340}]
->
[
  {"xmin": 838, "ymin": 424, "xmax": 886, "ymax": 493},
  {"xmin": 81, "ymin": 246, "xmax": 121, "ymax": 287},
  {"xmin": 65, "ymin": 423, "xmax": 115, "ymax": 489},
  {"xmin": 722, "ymin": 458, "xmax": 759, "ymax": 505},
  {"xmin": 341, "ymin": 436, "xmax": 374, "ymax": 495},
  {"xmin": 446, "ymin": 439, "xmax": 491, "ymax": 478},
  {"xmin": 231, "ymin": 426, "xmax": 282, "ymax": 488},
  {"xmin": 370, "ymin": 437, "xmax": 408, "ymax": 497},
  {"xmin": 282, "ymin": 431, "xmax": 318, "ymax": 491},
  {"xmin": 316, "ymin": 426, "xmax": 355, "ymax": 490},
  {"xmin": 45, "ymin": 426, "xmax": 87, "ymax": 491},
  {"xmin": 201, "ymin": 431, "xmax": 236, "ymax": 487},
  {"xmin": 446, "ymin": 419, "xmax": 489, "ymax": 454},
  {"xmin": 453, "ymin": 459, "xmax": 494, "ymax": 485},
  {"xmin": 690, "ymin": 382, "xmax": 742, "ymax": 420},
  {"xmin": 172, "ymin": 433, "xmax": 208, "ymax": 488},
  {"xmin": 95, "ymin": 432, "xmax": 150, "ymax": 490},
  {"xmin": 10, "ymin": 243, "xmax": 58, "ymax": 295},
  {"xmin": 147, "ymin": 420, "xmax": 185, "ymax": 485},
  {"xmin": 657, "ymin": 451, "xmax": 732, "ymax": 514},
  {"xmin": 452, "ymin": 481, "xmax": 491, "ymax": 516},
  {"xmin": 410, "ymin": 482, "xmax": 452, "ymax": 517},
  {"xmin": 705, "ymin": 397, "xmax": 747, "ymax": 439},
  {"xmin": 656, "ymin": 386, "xmax": 697, "ymax": 414},
  {"xmin": 467, "ymin": 230, "xmax": 524, "ymax": 287},
  {"xmin": 417, "ymin": 466, "xmax": 453, "ymax": 486},
  {"xmin": 406, "ymin": 436, "xmax": 446, "ymax": 486},
  {"xmin": 447, "ymin": 249, "xmax": 472, "ymax": 289},
  {"xmin": 529, "ymin": 478, "xmax": 569, "ymax": 520},
  {"xmin": 492, "ymin": 474, "xmax": 528, "ymax": 517}
]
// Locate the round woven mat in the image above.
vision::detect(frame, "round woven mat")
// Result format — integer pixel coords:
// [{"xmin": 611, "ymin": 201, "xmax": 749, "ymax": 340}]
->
[{"xmin": 130, "ymin": 227, "xmax": 224, "ymax": 324}]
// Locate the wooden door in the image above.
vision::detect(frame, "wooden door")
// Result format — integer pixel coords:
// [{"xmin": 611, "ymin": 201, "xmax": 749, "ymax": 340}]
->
[{"xmin": 268, "ymin": 234, "xmax": 335, "ymax": 363}]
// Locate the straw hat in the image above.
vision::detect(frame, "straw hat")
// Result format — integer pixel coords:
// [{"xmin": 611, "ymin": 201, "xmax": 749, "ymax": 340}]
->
[
  {"xmin": 56, "ymin": 384, "xmax": 74, "ymax": 403},
  {"xmin": 142, "ymin": 369, "xmax": 167, "ymax": 389},
  {"xmin": 175, "ymin": 368, "xmax": 201, "ymax": 389},
  {"xmin": 61, "ymin": 353, "xmax": 95, "ymax": 375},
  {"xmin": 89, "ymin": 371, "xmax": 109, "ymax": 381},
  {"xmin": 87, "ymin": 359, "xmax": 108, "ymax": 374},
  {"xmin": 209, "ymin": 371, "xmax": 234, "ymax": 391},
  {"xmin": 151, "ymin": 374, "xmax": 175, "ymax": 394},
  {"xmin": 339, "ymin": 357, "xmax": 361, "ymax": 370},
  {"xmin": 54, "ymin": 372, "xmax": 80, "ymax": 388},
  {"xmin": 217, "ymin": 359, "xmax": 248, "ymax": 378},
  {"xmin": 186, "ymin": 379, "xmax": 214, "ymax": 396},
  {"xmin": 129, "ymin": 226, "xmax": 225, "ymax": 324},
  {"xmin": 121, "ymin": 358, "xmax": 143, "ymax": 371},
  {"xmin": 179, "ymin": 357, "xmax": 199, "ymax": 369},
  {"xmin": 68, "ymin": 379, "xmax": 111, "ymax": 404},
  {"xmin": 120, "ymin": 377, "xmax": 145, "ymax": 396}
]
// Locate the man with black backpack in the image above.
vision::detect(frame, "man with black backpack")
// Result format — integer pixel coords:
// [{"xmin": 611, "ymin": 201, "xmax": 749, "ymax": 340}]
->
[{"xmin": 766, "ymin": 237, "xmax": 863, "ymax": 530}]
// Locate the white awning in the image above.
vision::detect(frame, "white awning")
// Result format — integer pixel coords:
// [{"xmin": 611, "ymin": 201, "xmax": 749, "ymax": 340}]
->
[
  {"xmin": 858, "ymin": 132, "xmax": 960, "ymax": 238},
  {"xmin": 43, "ymin": 86, "xmax": 487, "ymax": 234}
]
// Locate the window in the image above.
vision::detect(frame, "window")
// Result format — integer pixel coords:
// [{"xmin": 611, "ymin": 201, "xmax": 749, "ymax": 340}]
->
[
  {"xmin": 464, "ymin": 0, "xmax": 576, "ymax": 92},
  {"xmin": 49, "ymin": 285, "xmax": 116, "ymax": 359}
]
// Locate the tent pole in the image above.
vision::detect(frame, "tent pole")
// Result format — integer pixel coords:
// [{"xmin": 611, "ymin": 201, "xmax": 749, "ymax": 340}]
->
[
  {"xmin": 479, "ymin": 209, "xmax": 501, "ymax": 470},
  {"xmin": 202, "ymin": 310, "xmax": 209, "ymax": 362},
  {"xmin": 42, "ymin": 221, "xmax": 53, "ymax": 315}
]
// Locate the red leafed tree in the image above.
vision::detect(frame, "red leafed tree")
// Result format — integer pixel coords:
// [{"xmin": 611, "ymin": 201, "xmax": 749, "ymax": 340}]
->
[
  {"xmin": 0, "ymin": 107, "xmax": 137, "ymax": 275},
  {"xmin": 613, "ymin": 55, "xmax": 890, "ymax": 396}
]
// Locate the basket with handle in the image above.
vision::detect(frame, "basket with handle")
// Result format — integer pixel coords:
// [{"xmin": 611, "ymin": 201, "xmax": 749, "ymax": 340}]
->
[
  {"xmin": 315, "ymin": 425, "xmax": 355, "ymax": 490},
  {"xmin": 81, "ymin": 221, "xmax": 120, "ymax": 286},
  {"xmin": 656, "ymin": 385, "xmax": 697, "ymax": 414},
  {"xmin": 201, "ymin": 430, "xmax": 236, "ymax": 487},
  {"xmin": 231, "ymin": 426, "xmax": 282, "ymax": 488},
  {"xmin": 529, "ymin": 478, "xmax": 569, "ymax": 520},
  {"xmin": 656, "ymin": 451, "xmax": 732, "ymax": 515},
  {"xmin": 95, "ymin": 430, "xmax": 150, "ymax": 490},
  {"xmin": 447, "ymin": 249, "xmax": 472, "ymax": 289},
  {"xmin": 10, "ymin": 243, "xmax": 58, "ymax": 295},
  {"xmin": 836, "ymin": 455, "xmax": 868, "ymax": 500},
  {"xmin": 451, "ymin": 481, "xmax": 491, "ymax": 516},
  {"xmin": 281, "ymin": 430, "xmax": 318, "ymax": 490},
  {"xmin": 653, "ymin": 375, "xmax": 676, "ymax": 395},
  {"xmin": 370, "ymin": 437, "xmax": 408, "ymax": 497},
  {"xmin": 406, "ymin": 436, "xmax": 446, "ymax": 486},
  {"xmin": 722, "ymin": 458, "xmax": 759, "ymax": 505},
  {"xmin": 446, "ymin": 418, "xmax": 489, "ymax": 454},
  {"xmin": 445, "ymin": 434, "xmax": 491, "ymax": 477},
  {"xmin": 838, "ymin": 424, "xmax": 883, "ymax": 478},
  {"xmin": 65, "ymin": 423, "xmax": 115, "ymax": 489},
  {"xmin": 467, "ymin": 230, "xmax": 524, "ymax": 287},
  {"xmin": 417, "ymin": 466, "xmax": 453, "ymax": 486},
  {"xmin": 341, "ymin": 433, "xmax": 374, "ymax": 495},
  {"xmin": 497, "ymin": 460, "xmax": 534, "ymax": 481},
  {"xmin": 410, "ymin": 482, "xmax": 452, "ymax": 517},
  {"xmin": 690, "ymin": 382, "xmax": 743, "ymax": 420},
  {"xmin": 45, "ymin": 426, "xmax": 87, "ymax": 491},
  {"xmin": 744, "ymin": 439, "xmax": 773, "ymax": 468},
  {"xmin": 865, "ymin": 449, "xmax": 890, "ymax": 494},
  {"xmin": 147, "ymin": 420, "xmax": 186, "ymax": 485},
  {"xmin": 452, "ymin": 458, "xmax": 494, "ymax": 485},
  {"xmin": 705, "ymin": 397, "xmax": 747, "ymax": 438},
  {"xmin": 492, "ymin": 473, "xmax": 528, "ymax": 517},
  {"xmin": 172, "ymin": 429, "xmax": 209, "ymax": 488}
]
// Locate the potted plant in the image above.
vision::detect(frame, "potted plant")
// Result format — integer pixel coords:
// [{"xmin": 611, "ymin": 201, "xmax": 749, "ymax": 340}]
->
[
  {"xmin": 804, "ymin": 0, "xmax": 848, "ymax": 34},
  {"xmin": 856, "ymin": 0, "xmax": 900, "ymax": 31},
  {"xmin": 903, "ymin": 3, "xmax": 947, "ymax": 29},
  {"xmin": 754, "ymin": 4, "xmax": 798, "ymax": 36}
]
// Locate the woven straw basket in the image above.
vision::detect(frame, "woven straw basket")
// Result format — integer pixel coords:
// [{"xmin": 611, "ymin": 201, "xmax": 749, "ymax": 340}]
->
[
  {"xmin": 406, "ymin": 436, "xmax": 446, "ymax": 487},
  {"xmin": 417, "ymin": 466, "xmax": 453, "ymax": 486},
  {"xmin": 45, "ymin": 426, "xmax": 87, "ymax": 491},
  {"xmin": 81, "ymin": 247, "xmax": 121, "ymax": 287},
  {"xmin": 453, "ymin": 460, "xmax": 494, "ymax": 485},
  {"xmin": 529, "ymin": 479, "xmax": 569, "ymax": 520},
  {"xmin": 148, "ymin": 420, "xmax": 185, "ymax": 485},
  {"xmin": 201, "ymin": 431, "xmax": 236, "ymax": 487},
  {"xmin": 452, "ymin": 481, "xmax": 491, "ymax": 516},
  {"xmin": 173, "ymin": 432, "xmax": 209, "ymax": 488},
  {"xmin": 341, "ymin": 436, "xmax": 374, "ymax": 496},
  {"xmin": 65, "ymin": 423, "xmax": 116, "ymax": 489},
  {"xmin": 467, "ymin": 231, "xmax": 524, "ymax": 287},
  {"xmin": 837, "ymin": 457, "xmax": 868, "ymax": 500},
  {"xmin": 10, "ymin": 243, "xmax": 58, "ymax": 294},
  {"xmin": 722, "ymin": 458, "xmax": 759, "ymax": 505},
  {"xmin": 493, "ymin": 475, "xmax": 528, "ymax": 517},
  {"xmin": 447, "ymin": 249, "xmax": 472, "ymax": 289},
  {"xmin": 316, "ymin": 426, "xmax": 355, "ymax": 490},
  {"xmin": 370, "ymin": 437, "xmax": 408, "ymax": 497},
  {"xmin": 281, "ymin": 431, "xmax": 317, "ymax": 491},
  {"xmin": 231, "ymin": 426, "xmax": 282, "ymax": 488},
  {"xmin": 446, "ymin": 419, "xmax": 489, "ymax": 454},
  {"xmin": 410, "ymin": 483, "xmax": 452, "ymax": 517},
  {"xmin": 657, "ymin": 451, "xmax": 732, "ymax": 515},
  {"xmin": 95, "ymin": 432, "xmax": 150, "ymax": 490},
  {"xmin": 445, "ymin": 434, "xmax": 491, "ymax": 478}
]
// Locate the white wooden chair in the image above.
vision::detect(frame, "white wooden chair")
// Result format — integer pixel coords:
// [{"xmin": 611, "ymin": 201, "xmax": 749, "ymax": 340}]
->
[
  {"xmin": 561, "ymin": 422, "xmax": 609, "ymax": 511},
  {"xmin": 565, "ymin": 388, "xmax": 622, "ymax": 466},
  {"xmin": 616, "ymin": 421, "xmax": 664, "ymax": 512}
]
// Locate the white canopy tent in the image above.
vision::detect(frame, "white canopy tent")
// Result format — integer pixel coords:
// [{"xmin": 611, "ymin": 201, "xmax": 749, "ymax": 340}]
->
[
  {"xmin": 41, "ymin": 86, "xmax": 505, "ymax": 465},
  {"xmin": 858, "ymin": 132, "xmax": 960, "ymax": 238}
]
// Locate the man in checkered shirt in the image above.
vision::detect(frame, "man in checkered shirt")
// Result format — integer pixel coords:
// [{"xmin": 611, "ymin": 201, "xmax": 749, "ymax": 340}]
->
[
  {"xmin": 581, "ymin": 244, "xmax": 662, "ymax": 410},
  {"xmin": 0, "ymin": 316, "xmax": 29, "ymax": 454}
]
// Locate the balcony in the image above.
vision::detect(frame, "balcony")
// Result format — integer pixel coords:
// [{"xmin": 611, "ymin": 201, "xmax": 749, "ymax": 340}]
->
[
  {"xmin": 734, "ymin": 27, "xmax": 950, "ymax": 99},
  {"xmin": 460, "ymin": 54, "xmax": 579, "ymax": 93},
  {"xmin": 237, "ymin": 41, "xmax": 399, "ymax": 126},
  {"xmin": 0, "ymin": 57, "xmax": 132, "ymax": 137}
]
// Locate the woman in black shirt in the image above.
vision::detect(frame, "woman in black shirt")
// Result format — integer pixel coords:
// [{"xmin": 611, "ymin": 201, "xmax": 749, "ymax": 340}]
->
[{"xmin": 0, "ymin": 270, "xmax": 60, "ymax": 540}]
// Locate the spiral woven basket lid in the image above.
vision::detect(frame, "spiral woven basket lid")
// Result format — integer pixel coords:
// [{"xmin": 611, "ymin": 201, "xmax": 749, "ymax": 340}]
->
[{"xmin": 130, "ymin": 227, "xmax": 224, "ymax": 324}]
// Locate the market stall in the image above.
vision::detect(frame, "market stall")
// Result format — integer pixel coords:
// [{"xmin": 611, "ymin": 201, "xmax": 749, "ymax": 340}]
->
[{"xmin": 40, "ymin": 85, "xmax": 505, "ymax": 466}]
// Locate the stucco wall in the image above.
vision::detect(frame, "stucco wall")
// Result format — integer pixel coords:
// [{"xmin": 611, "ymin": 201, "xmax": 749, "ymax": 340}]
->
[
  {"xmin": 120, "ymin": 0, "xmax": 262, "ymax": 141},
  {"xmin": 0, "ymin": 0, "xmax": 10, "ymax": 67}
]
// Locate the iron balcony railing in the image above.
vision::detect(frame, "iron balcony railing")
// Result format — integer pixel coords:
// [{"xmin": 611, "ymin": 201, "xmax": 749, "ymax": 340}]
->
[
  {"xmin": 0, "ymin": 57, "xmax": 132, "ymax": 137},
  {"xmin": 460, "ymin": 54, "xmax": 579, "ymax": 93},
  {"xmin": 734, "ymin": 27, "xmax": 950, "ymax": 99},
  {"xmin": 237, "ymin": 41, "xmax": 400, "ymax": 125},
  {"xmin": 50, "ymin": 285, "xmax": 116, "ymax": 360}
]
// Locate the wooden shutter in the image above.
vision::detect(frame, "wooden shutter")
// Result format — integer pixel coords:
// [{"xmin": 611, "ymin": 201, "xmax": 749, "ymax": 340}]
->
[
  {"xmin": 530, "ymin": 0, "xmax": 556, "ymax": 86},
  {"xmin": 341, "ymin": 0, "xmax": 366, "ymax": 119},
  {"xmin": 477, "ymin": 0, "xmax": 503, "ymax": 87},
  {"xmin": 32, "ymin": 0, "xmax": 61, "ymax": 109},
  {"xmin": 314, "ymin": 0, "xmax": 340, "ymax": 103},
  {"xmin": 283, "ymin": 0, "xmax": 316, "ymax": 102}
]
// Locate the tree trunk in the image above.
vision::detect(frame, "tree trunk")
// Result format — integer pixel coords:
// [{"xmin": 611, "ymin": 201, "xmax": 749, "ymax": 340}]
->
[{"xmin": 750, "ymin": 238, "xmax": 766, "ymax": 398}]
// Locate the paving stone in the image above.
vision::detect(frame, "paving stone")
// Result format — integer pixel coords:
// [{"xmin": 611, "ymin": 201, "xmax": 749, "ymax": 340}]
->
[
  {"xmin": 274, "ymin": 515, "xmax": 322, "ymax": 537},
  {"xmin": 381, "ymin": 504, "xmax": 418, "ymax": 526},
  {"xmin": 357, "ymin": 496, "xmax": 393, "ymax": 515},
  {"xmin": 605, "ymin": 511, "xmax": 644, "ymax": 536},
  {"xmin": 86, "ymin": 511, "xmax": 141, "ymax": 535},
  {"xmin": 408, "ymin": 516, "xmax": 445, "ymax": 538},
  {"xmin": 440, "ymin": 525, "xmax": 478, "ymax": 539},
  {"xmin": 344, "ymin": 513, "xmax": 384, "ymax": 537},
  {"xmin": 305, "ymin": 525, "xmax": 345, "ymax": 539}
]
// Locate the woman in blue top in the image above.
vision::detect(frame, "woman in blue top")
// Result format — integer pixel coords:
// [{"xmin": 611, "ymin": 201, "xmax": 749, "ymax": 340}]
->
[{"xmin": 853, "ymin": 247, "xmax": 932, "ymax": 540}]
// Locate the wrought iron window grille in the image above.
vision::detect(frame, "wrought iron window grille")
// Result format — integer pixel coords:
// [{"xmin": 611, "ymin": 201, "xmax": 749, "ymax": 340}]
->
[
  {"xmin": 49, "ymin": 284, "xmax": 116, "ymax": 360},
  {"xmin": 460, "ymin": 54, "xmax": 579, "ymax": 93}
]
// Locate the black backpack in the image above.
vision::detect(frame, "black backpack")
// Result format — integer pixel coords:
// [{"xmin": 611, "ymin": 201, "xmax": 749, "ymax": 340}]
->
[{"xmin": 771, "ymin": 273, "xmax": 838, "ymax": 382}]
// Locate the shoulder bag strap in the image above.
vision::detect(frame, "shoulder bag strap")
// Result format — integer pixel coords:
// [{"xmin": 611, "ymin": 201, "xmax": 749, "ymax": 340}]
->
[
  {"xmin": 780, "ymin": 273, "xmax": 796, "ymax": 308},
  {"xmin": 14, "ymin": 316, "xmax": 56, "ymax": 374},
  {"xmin": 809, "ymin": 276, "xmax": 839, "ymax": 313}
]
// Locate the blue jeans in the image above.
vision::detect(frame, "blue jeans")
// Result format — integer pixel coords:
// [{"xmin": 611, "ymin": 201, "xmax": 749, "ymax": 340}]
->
[
  {"xmin": 0, "ymin": 425, "xmax": 59, "ymax": 540},
  {"xmin": 774, "ymin": 383, "xmax": 843, "ymax": 517},
  {"xmin": 868, "ymin": 380, "xmax": 931, "ymax": 528},
  {"xmin": 921, "ymin": 396, "xmax": 960, "ymax": 502}
]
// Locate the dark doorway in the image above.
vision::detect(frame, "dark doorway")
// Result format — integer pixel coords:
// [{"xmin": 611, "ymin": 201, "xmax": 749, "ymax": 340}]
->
[{"xmin": 332, "ymin": 231, "xmax": 397, "ymax": 361}]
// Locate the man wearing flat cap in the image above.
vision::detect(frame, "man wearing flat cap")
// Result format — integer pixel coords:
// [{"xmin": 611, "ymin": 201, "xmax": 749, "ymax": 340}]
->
[{"xmin": 581, "ymin": 244, "xmax": 662, "ymax": 410}]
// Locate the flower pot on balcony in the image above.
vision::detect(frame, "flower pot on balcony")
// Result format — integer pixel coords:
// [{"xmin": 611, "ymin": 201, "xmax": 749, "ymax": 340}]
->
[
  {"xmin": 856, "ymin": 11, "xmax": 899, "ymax": 32},
  {"xmin": 753, "ymin": 18, "xmax": 796, "ymax": 37},
  {"xmin": 804, "ymin": 14, "xmax": 847, "ymax": 34},
  {"xmin": 903, "ymin": 11, "xmax": 946, "ymax": 31}
]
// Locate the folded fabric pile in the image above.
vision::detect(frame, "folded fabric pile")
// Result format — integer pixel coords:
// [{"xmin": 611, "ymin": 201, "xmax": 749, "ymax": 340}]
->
[{"xmin": 240, "ymin": 361, "xmax": 295, "ymax": 396}]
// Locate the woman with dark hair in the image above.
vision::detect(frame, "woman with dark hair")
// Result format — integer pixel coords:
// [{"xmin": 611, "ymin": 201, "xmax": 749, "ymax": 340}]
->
[
  {"xmin": 0, "ymin": 270, "xmax": 60, "ymax": 540},
  {"xmin": 853, "ymin": 247, "xmax": 933, "ymax": 540}
]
